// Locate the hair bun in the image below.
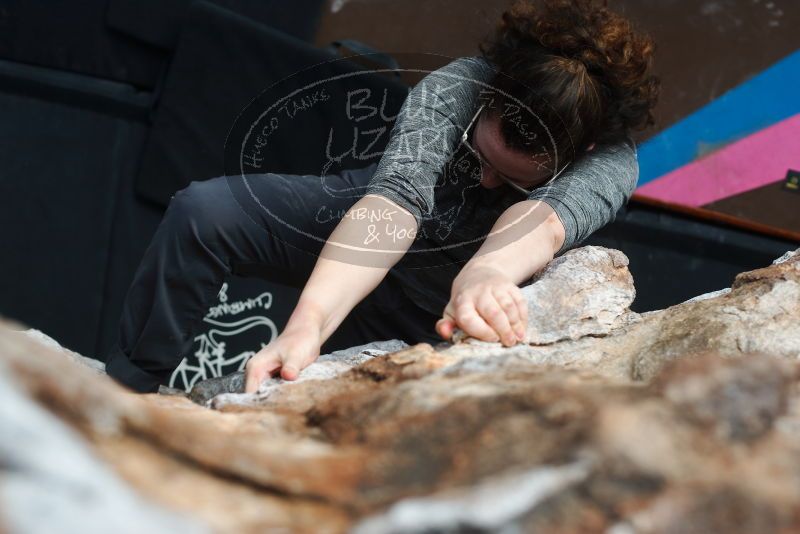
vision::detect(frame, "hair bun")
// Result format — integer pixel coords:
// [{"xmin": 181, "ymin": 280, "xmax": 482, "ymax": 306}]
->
[{"xmin": 482, "ymin": 0, "xmax": 660, "ymax": 140}]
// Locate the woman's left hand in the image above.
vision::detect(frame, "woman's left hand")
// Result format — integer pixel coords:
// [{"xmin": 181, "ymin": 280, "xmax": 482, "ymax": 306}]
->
[{"xmin": 436, "ymin": 264, "xmax": 528, "ymax": 346}]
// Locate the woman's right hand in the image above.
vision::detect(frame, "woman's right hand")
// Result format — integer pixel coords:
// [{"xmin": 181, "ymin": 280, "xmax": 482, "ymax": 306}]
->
[
  {"xmin": 244, "ymin": 323, "xmax": 322, "ymax": 393},
  {"xmin": 240, "ymin": 195, "xmax": 417, "ymax": 395}
]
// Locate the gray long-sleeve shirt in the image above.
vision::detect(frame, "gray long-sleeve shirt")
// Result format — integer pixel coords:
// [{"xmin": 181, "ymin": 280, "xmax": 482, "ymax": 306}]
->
[{"xmin": 365, "ymin": 56, "xmax": 640, "ymax": 315}]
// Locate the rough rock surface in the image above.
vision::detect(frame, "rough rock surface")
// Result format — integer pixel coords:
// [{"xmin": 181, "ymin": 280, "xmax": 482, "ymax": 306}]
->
[
  {"xmin": 0, "ymin": 360, "xmax": 204, "ymax": 534},
  {"xmin": 445, "ymin": 246, "xmax": 800, "ymax": 382},
  {"xmin": 191, "ymin": 339, "xmax": 408, "ymax": 405},
  {"xmin": 520, "ymin": 246, "xmax": 638, "ymax": 343},
  {"xmin": 21, "ymin": 328, "xmax": 107, "ymax": 374},
  {"xmin": 1, "ymin": 245, "xmax": 799, "ymax": 533}
]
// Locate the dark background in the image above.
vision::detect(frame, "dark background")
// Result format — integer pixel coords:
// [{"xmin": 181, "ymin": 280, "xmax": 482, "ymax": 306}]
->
[{"xmin": 0, "ymin": 0, "xmax": 796, "ymax": 383}]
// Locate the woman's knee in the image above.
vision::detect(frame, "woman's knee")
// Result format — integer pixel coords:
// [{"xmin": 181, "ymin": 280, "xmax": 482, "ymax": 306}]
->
[{"xmin": 165, "ymin": 177, "xmax": 237, "ymax": 239}]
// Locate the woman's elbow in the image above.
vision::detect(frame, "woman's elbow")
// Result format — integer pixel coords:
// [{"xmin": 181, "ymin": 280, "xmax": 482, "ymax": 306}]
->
[{"xmin": 545, "ymin": 211, "xmax": 566, "ymax": 257}]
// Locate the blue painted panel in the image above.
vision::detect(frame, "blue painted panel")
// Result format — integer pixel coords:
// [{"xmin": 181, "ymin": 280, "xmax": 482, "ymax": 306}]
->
[{"xmin": 638, "ymin": 48, "xmax": 800, "ymax": 186}]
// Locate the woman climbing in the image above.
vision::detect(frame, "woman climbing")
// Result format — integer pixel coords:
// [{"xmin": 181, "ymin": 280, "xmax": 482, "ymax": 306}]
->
[{"xmin": 105, "ymin": 0, "xmax": 659, "ymax": 393}]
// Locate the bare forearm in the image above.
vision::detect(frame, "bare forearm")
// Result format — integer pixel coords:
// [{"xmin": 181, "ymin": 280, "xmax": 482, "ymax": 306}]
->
[
  {"xmin": 459, "ymin": 200, "xmax": 565, "ymax": 286},
  {"xmin": 293, "ymin": 258, "xmax": 392, "ymax": 343},
  {"xmin": 286, "ymin": 194, "xmax": 418, "ymax": 343}
]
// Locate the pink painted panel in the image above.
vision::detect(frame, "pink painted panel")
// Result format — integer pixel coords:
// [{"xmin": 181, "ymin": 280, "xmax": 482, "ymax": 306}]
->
[{"xmin": 636, "ymin": 113, "xmax": 800, "ymax": 207}]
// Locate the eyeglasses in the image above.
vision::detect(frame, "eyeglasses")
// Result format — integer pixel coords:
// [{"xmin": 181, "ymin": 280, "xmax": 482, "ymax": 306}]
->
[{"xmin": 459, "ymin": 104, "xmax": 570, "ymax": 195}]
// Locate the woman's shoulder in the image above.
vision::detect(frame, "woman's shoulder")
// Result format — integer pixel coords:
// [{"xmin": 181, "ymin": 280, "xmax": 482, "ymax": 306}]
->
[{"xmin": 430, "ymin": 55, "xmax": 497, "ymax": 82}]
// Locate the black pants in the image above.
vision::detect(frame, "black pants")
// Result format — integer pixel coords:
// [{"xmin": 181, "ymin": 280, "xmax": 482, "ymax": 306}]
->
[{"xmin": 105, "ymin": 163, "xmax": 442, "ymax": 392}]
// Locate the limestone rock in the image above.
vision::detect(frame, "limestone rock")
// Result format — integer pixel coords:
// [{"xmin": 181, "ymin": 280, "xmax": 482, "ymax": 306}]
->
[
  {"xmin": 204, "ymin": 338, "xmax": 408, "ymax": 407},
  {"xmin": 0, "ymin": 327, "xmax": 353, "ymax": 532},
  {"xmin": 0, "ymin": 361, "xmax": 204, "ymax": 534},
  {"xmin": 446, "ymin": 246, "xmax": 800, "ymax": 383},
  {"xmin": 352, "ymin": 459, "xmax": 594, "ymax": 533},
  {"xmin": 773, "ymin": 248, "xmax": 799, "ymax": 265},
  {"xmin": 21, "ymin": 327, "xmax": 106, "ymax": 374},
  {"xmin": 188, "ymin": 371, "xmax": 245, "ymax": 404},
  {"xmin": 2, "ymin": 246, "xmax": 800, "ymax": 533},
  {"xmin": 653, "ymin": 354, "xmax": 793, "ymax": 442},
  {"xmin": 521, "ymin": 246, "xmax": 638, "ymax": 343},
  {"xmin": 452, "ymin": 246, "xmax": 637, "ymax": 345}
]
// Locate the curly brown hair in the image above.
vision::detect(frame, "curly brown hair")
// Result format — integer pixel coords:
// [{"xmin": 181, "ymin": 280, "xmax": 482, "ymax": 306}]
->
[{"xmin": 479, "ymin": 0, "xmax": 660, "ymax": 162}]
